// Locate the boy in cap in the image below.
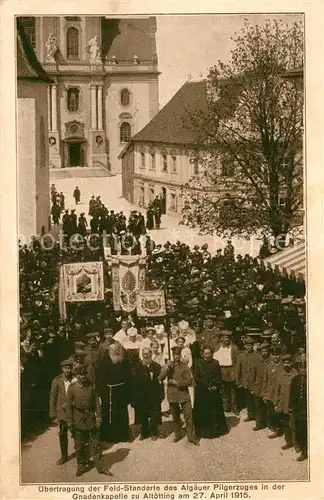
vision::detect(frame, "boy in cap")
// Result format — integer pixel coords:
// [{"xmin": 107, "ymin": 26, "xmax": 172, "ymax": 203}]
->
[
  {"xmin": 49, "ymin": 358, "xmax": 76, "ymax": 465},
  {"xmin": 289, "ymin": 358, "xmax": 307, "ymax": 461},
  {"xmin": 159, "ymin": 346, "xmax": 199, "ymax": 446},
  {"xmin": 273, "ymin": 354, "xmax": 298, "ymax": 451},
  {"xmin": 66, "ymin": 365, "xmax": 112, "ymax": 477}
]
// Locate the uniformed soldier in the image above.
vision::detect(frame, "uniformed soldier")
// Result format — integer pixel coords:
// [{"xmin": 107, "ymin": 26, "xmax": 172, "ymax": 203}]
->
[
  {"xmin": 49, "ymin": 358, "xmax": 76, "ymax": 465},
  {"xmin": 263, "ymin": 347, "xmax": 283, "ymax": 438},
  {"xmin": 66, "ymin": 365, "xmax": 112, "ymax": 477},
  {"xmin": 235, "ymin": 336, "xmax": 260, "ymax": 422},
  {"xmin": 252, "ymin": 343, "xmax": 271, "ymax": 430},
  {"xmin": 289, "ymin": 358, "xmax": 307, "ymax": 461},
  {"xmin": 273, "ymin": 354, "xmax": 298, "ymax": 451},
  {"xmin": 159, "ymin": 346, "xmax": 199, "ymax": 446}
]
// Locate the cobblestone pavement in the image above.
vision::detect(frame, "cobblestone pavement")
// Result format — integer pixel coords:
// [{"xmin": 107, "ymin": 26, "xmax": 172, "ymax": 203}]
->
[
  {"xmin": 51, "ymin": 173, "xmax": 261, "ymax": 257},
  {"xmin": 21, "ymin": 408, "xmax": 308, "ymax": 483}
]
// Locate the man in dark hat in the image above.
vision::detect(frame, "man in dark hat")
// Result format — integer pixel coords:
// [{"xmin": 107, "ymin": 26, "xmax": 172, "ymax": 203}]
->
[
  {"xmin": 213, "ymin": 330, "xmax": 239, "ymax": 414},
  {"xmin": 159, "ymin": 346, "xmax": 199, "ymax": 446},
  {"xmin": 289, "ymin": 358, "xmax": 307, "ymax": 461},
  {"xmin": 73, "ymin": 186, "xmax": 81, "ymax": 205},
  {"xmin": 264, "ymin": 347, "xmax": 284, "ymax": 439},
  {"xmin": 66, "ymin": 365, "xmax": 112, "ymax": 477},
  {"xmin": 235, "ymin": 336, "xmax": 260, "ymax": 422},
  {"xmin": 49, "ymin": 358, "xmax": 76, "ymax": 465},
  {"xmin": 273, "ymin": 354, "xmax": 298, "ymax": 451},
  {"xmin": 252, "ymin": 343, "xmax": 271, "ymax": 430}
]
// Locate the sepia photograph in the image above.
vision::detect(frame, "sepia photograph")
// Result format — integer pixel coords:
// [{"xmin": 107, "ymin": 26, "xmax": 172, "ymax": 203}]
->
[{"xmin": 13, "ymin": 10, "xmax": 310, "ymax": 487}]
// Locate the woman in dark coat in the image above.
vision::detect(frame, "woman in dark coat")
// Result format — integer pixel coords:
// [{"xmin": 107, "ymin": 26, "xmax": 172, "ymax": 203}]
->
[
  {"xmin": 146, "ymin": 206, "xmax": 154, "ymax": 230},
  {"xmin": 193, "ymin": 345, "xmax": 228, "ymax": 438}
]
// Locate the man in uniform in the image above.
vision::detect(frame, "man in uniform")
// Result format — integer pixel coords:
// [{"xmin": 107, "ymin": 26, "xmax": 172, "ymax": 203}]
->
[
  {"xmin": 235, "ymin": 336, "xmax": 260, "ymax": 422},
  {"xmin": 274, "ymin": 354, "xmax": 298, "ymax": 451},
  {"xmin": 263, "ymin": 347, "xmax": 283, "ymax": 439},
  {"xmin": 66, "ymin": 365, "xmax": 112, "ymax": 477},
  {"xmin": 289, "ymin": 358, "xmax": 307, "ymax": 461},
  {"xmin": 252, "ymin": 343, "xmax": 271, "ymax": 430},
  {"xmin": 84, "ymin": 333, "xmax": 100, "ymax": 383},
  {"xmin": 159, "ymin": 346, "xmax": 199, "ymax": 446},
  {"xmin": 49, "ymin": 358, "xmax": 76, "ymax": 465}
]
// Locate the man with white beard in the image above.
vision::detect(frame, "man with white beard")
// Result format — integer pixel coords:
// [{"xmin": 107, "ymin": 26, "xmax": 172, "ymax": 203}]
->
[{"xmin": 95, "ymin": 342, "xmax": 131, "ymax": 443}]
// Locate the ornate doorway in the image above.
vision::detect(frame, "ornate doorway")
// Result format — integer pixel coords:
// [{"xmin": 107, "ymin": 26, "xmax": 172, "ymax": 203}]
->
[
  {"xmin": 63, "ymin": 120, "xmax": 87, "ymax": 168},
  {"xmin": 69, "ymin": 143, "xmax": 81, "ymax": 167}
]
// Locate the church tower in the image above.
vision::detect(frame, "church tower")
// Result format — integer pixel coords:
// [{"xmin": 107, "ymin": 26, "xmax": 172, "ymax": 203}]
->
[{"xmin": 19, "ymin": 16, "xmax": 160, "ymax": 173}]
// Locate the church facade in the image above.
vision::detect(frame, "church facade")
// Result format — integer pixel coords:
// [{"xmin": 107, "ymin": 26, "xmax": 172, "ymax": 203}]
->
[{"xmin": 19, "ymin": 16, "xmax": 160, "ymax": 173}]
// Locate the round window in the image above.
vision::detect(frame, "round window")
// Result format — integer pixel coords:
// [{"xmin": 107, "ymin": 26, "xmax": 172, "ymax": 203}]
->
[{"xmin": 120, "ymin": 88, "xmax": 130, "ymax": 107}]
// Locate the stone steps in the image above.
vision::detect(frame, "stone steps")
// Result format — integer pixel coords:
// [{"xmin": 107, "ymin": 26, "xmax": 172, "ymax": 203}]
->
[{"xmin": 50, "ymin": 167, "xmax": 115, "ymax": 179}]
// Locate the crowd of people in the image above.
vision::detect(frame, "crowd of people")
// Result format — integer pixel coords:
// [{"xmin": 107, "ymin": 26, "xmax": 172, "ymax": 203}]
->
[
  {"xmin": 145, "ymin": 195, "xmax": 165, "ymax": 230},
  {"xmin": 20, "ymin": 189, "xmax": 307, "ymax": 476},
  {"xmin": 49, "ymin": 317, "xmax": 307, "ymax": 477}
]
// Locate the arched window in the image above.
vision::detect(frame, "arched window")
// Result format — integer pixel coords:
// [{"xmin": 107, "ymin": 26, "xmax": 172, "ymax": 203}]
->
[
  {"xmin": 120, "ymin": 122, "xmax": 131, "ymax": 143},
  {"xmin": 67, "ymin": 27, "xmax": 79, "ymax": 59},
  {"xmin": 120, "ymin": 88, "xmax": 131, "ymax": 107},
  {"xmin": 67, "ymin": 87, "xmax": 80, "ymax": 112}
]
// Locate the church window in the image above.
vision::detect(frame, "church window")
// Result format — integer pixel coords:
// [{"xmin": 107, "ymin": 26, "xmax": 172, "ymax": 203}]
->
[
  {"xmin": 162, "ymin": 154, "xmax": 168, "ymax": 172},
  {"xmin": 20, "ymin": 17, "xmax": 36, "ymax": 49},
  {"xmin": 67, "ymin": 87, "xmax": 80, "ymax": 112},
  {"xmin": 190, "ymin": 157, "xmax": 199, "ymax": 176},
  {"xmin": 171, "ymin": 155, "xmax": 177, "ymax": 173},
  {"xmin": 170, "ymin": 193, "xmax": 177, "ymax": 211},
  {"xmin": 140, "ymin": 152, "xmax": 146, "ymax": 168},
  {"xmin": 150, "ymin": 153, "xmax": 156, "ymax": 170},
  {"xmin": 67, "ymin": 27, "xmax": 79, "ymax": 59},
  {"xmin": 120, "ymin": 122, "xmax": 131, "ymax": 143},
  {"xmin": 120, "ymin": 88, "xmax": 131, "ymax": 107}
]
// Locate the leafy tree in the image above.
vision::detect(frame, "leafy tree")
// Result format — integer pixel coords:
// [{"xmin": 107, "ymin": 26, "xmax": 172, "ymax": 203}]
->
[{"xmin": 181, "ymin": 19, "xmax": 304, "ymax": 242}]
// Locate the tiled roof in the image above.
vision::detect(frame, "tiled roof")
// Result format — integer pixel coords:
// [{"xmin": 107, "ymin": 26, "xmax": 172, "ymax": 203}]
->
[
  {"xmin": 102, "ymin": 17, "xmax": 157, "ymax": 63},
  {"xmin": 132, "ymin": 80, "xmax": 208, "ymax": 145},
  {"xmin": 17, "ymin": 18, "xmax": 53, "ymax": 82}
]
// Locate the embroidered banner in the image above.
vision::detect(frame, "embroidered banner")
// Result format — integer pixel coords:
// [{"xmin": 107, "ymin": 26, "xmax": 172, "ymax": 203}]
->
[
  {"xmin": 63, "ymin": 262, "xmax": 104, "ymax": 302},
  {"xmin": 137, "ymin": 290, "xmax": 166, "ymax": 317},
  {"xmin": 111, "ymin": 256, "xmax": 146, "ymax": 312}
]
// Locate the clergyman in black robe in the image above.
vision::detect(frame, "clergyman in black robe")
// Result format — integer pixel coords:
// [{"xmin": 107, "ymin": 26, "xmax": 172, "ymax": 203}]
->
[
  {"xmin": 95, "ymin": 343, "xmax": 131, "ymax": 443},
  {"xmin": 193, "ymin": 346, "xmax": 228, "ymax": 438}
]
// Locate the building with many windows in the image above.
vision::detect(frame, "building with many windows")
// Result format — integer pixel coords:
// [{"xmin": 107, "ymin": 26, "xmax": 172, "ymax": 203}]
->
[
  {"xmin": 120, "ymin": 81, "xmax": 210, "ymax": 214},
  {"xmin": 17, "ymin": 18, "xmax": 52, "ymax": 240},
  {"xmin": 18, "ymin": 16, "xmax": 160, "ymax": 173}
]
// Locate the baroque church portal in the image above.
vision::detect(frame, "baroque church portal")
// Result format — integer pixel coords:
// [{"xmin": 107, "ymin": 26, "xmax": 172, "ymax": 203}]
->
[{"xmin": 19, "ymin": 16, "xmax": 160, "ymax": 173}]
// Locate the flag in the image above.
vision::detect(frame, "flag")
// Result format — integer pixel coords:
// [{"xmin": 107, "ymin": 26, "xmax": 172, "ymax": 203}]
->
[
  {"xmin": 111, "ymin": 256, "xmax": 146, "ymax": 312},
  {"xmin": 63, "ymin": 262, "xmax": 104, "ymax": 302},
  {"xmin": 137, "ymin": 290, "xmax": 166, "ymax": 317}
]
